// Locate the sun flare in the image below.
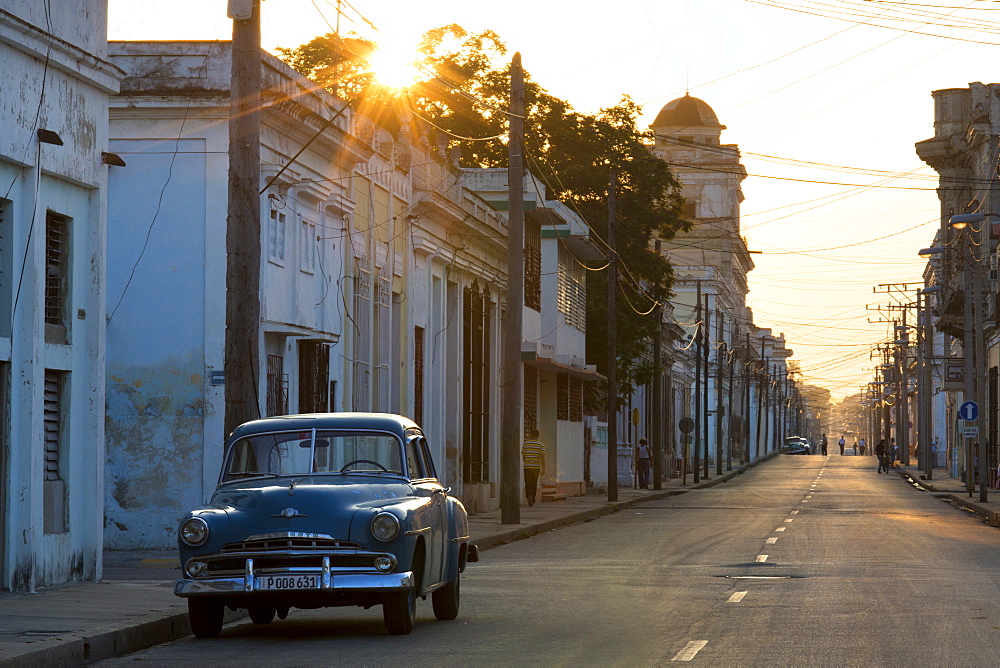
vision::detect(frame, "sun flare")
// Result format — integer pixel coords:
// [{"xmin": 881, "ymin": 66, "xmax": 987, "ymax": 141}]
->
[{"xmin": 369, "ymin": 42, "xmax": 421, "ymax": 90}]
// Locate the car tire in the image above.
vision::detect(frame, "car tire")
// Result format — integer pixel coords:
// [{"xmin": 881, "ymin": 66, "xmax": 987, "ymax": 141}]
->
[
  {"xmin": 188, "ymin": 599, "xmax": 224, "ymax": 639},
  {"xmin": 383, "ymin": 588, "xmax": 417, "ymax": 635},
  {"xmin": 432, "ymin": 576, "xmax": 460, "ymax": 620},
  {"xmin": 248, "ymin": 605, "xmax": 276, "ymax": 624}
]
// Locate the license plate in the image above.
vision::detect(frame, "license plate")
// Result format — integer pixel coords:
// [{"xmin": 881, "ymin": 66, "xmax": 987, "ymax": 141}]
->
[{"xmin": 256, "ymin": 575, "xmax": 319, "ymax": 590}]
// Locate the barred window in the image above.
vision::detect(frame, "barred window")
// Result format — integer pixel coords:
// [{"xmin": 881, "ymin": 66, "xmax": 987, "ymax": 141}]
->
[{"xmin": 266, "ymin": 354, "xmax": 288, "ymax": 416}]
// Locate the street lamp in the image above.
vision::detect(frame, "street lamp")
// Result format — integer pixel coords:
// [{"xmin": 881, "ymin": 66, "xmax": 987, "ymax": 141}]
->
[{"xmin": 948, "ymin": 214, "xmax": 987, "ymax": 501}]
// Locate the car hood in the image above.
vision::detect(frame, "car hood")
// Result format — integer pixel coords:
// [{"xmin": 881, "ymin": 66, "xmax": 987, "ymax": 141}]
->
[{"xmin": 209, "ymin": 477, "xmax": 416, "ymax": 543}]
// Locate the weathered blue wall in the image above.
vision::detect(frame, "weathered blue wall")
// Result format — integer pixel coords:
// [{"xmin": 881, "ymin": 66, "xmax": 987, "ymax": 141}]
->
[{"xmin": 105, "ymin": 138, "xmax": 208, "ymax": 548}]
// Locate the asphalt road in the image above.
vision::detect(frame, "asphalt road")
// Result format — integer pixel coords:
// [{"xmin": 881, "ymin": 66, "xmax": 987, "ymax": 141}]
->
[{"xmin": 97, "ymin": 455, "xmax": 1000, "ymax": 666}]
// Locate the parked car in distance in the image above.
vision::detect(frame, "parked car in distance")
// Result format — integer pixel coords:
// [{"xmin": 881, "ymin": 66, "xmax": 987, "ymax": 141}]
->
[
  {"xmin": 174, "ymin": 413, "xmax": 478, "ymax": 638},
  {"xmin": 781, "ymin": 436, "xmax": 811, "ymax": 455}
]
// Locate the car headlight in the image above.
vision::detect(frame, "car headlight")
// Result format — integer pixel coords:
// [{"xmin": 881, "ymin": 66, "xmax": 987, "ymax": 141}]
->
[
  {"xmin": 371, "ymin": 512, "xmax": 400, "ymax": 542},
  {"xmin": 180, "ymin": 517, "xmax": 209, "ymax": 546}
]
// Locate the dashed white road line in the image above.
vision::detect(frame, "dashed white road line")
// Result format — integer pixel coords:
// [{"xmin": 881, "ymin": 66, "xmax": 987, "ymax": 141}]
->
[
  {"xmin": 755, "ymin": 554, "xmax": 768, "ymax": 563},
  {"xmin": 784, "ymin": 518, "xmax": 793, "ymax": 523},
  {"xmin": 775, "ymin": 527, "xmax": 786, "ymax": 532},
  {"xmin": 672, "ymin": 640, "xmax": 709, "ymax": 662},
  {"xmin": 791, "ymin": 510, "xmax": 799, "ymax": 514},
  {"xmin": 766, "ymin": 537, "xmax": 778, "ymax": 544},
  {"xmin": 727, "ymin": 591, "xmax": 748, "ymax": 603}
]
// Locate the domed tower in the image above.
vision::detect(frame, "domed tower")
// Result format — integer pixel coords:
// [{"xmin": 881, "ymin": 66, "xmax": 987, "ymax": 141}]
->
[{"xmin": 650, "ymin": 92, "xmax": 754, "ymax": 347}]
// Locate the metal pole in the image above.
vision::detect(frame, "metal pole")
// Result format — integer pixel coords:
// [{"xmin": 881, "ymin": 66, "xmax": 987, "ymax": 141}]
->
[
  {"xmin": 900, "ymin": 312, "xmax": 909, "ymax": 466},
  {"xmin": 715, "ymin": 310, "xmax": 724, "ymax": 476},
  {"xmin": 500, "ymin": 53, "xmax": 525, "ymax": 524},
  {"xmin": 974, "ymin": 227, "xmax": 988, "ymax": 502},
  {"xmin": 963, "ymin": 232, "xmax": 975, "ymax": 497},
  {"xmin": 703, "ymin": 291, "xmax": 711, "ymax": 479}
]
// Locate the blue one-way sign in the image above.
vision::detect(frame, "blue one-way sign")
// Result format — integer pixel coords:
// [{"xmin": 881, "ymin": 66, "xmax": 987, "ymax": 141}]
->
[{"xmin": 959, "ymin": 401, "xmax": 979, "ymax": 421}]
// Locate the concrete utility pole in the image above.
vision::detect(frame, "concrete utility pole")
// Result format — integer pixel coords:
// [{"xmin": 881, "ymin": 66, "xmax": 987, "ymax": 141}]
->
[
  {"xmin": 606, "ymin": 169, "xmax": 619, "ymax": 502},
  {"xmin": 702, "ymin": 292, "xmax": 711, "ymax": 479},
  {"xmin": 715, "ymin": 310, "xmax": 724, "ymax": 476},
  {"xmin": 500, "ymin": 52, "xmax": 524, "ymax": 524},
  {"xmin": 693, "ymin": 281, "xmax": 702, "ymax": 483},
  {"xmin": 652, "ymin": 301, "xmax": 663, "ymax": 491},
  {"xmin": 225, "ymin": 0, "xmax": 262, "ymax": 439}
]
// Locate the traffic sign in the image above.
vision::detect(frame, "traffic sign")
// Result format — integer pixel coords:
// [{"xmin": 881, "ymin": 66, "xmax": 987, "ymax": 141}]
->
[
  {"xmin": 959, "ymin": 401, "xmax": 979, "ymax": 421},
  {"xmin": 678, "ymin": 417, "xmax": 695, "ymax": 434},
  {"xmin": 961, "ymin": 425, "xmax": 979, "ymax": 438}
]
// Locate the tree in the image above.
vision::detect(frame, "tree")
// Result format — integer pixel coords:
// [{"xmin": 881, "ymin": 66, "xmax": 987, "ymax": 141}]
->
[{"xmin": 278, "ymin": 25, "xmax": 690, "ymax": 396}]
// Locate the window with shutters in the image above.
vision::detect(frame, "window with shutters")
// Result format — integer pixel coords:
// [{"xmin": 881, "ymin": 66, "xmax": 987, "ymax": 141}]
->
[
  {"xmin": 570, "ymin": 377, "xmax": 583, "ymax": 422},
  {"xmin": 300, "ymin": 217, "xmax": 316, "ymax": 273},
  {"xmin": 0, "ymin": 198, "xmax": 11, "ymax": 338},
  {"xmin": 523, "ymin": 364, "xmax": 537, "ymax": 438},
  {"xmin": 352, "ymin": 258, "xmax": 371, "ymax": 411},
  {"xmin": 372, "ymin": 266, "xmax": 391, "ymax": 411},
  {"xmin": 268, "ymin": 209, "xmax": 286, "ymax": 263},
  {"xmin": 45, "ymin": 211, "xmax": 70, "ymax": 344},
  {"xmin": 462, "ymin": 283, "xmax": 491, "ymax": 483},
  {"xmin": 43, "ymin": 369, "xmax": 67, "ymax": 534},
  {"xmin": 557, "ymin": 247, "xmax": 586, "ymax": 332},
  {"xmin": 414, "ymin": 327, "xmax": 424, "ymax": 426},
  {"xmin": 524, "ymin": 219, "xmax": 541, "ymax": 311}
]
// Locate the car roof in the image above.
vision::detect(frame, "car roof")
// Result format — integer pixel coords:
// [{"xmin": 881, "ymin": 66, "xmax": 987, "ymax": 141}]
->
[{"xmin": 228, "ymin": 413, "xmax": 421, "ymax": 442}]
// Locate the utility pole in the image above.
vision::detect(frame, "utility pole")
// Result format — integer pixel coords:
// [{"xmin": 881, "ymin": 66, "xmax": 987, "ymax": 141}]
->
[
  {"xmin": 703, "ymin": 291, "xmax": 711, "ymax": 479},
  {"xmin": 693, "ymin": 281, "xmax": 702, "ymax": 484},
  {"xmin": 715, "ymin": 309, "xmax": 724, "ymax": 476},
  {"xmin": 963, "ymin": 236, "xmax": 975, "ymax": 497},
  {"xmin": 726, "ymin": 329, "xmax": 735, "ymax": 471},
  {"xmin": 225, "ymin": 0, "xmax": 262, "ymax": 439},
  {"xmin": 606, "ymin": 168, "xmax": 619, "ymax": 502},
  {"xmin": 500, "ymin": 52, "xmax": 524, "ymax": 524},
  {"xmin": 755, "ymin": 339, "xmax": 764, "ymax": 458},
  {"xmin": 652, "ymin": 301, "xmax": 663, "ymax": 491}
]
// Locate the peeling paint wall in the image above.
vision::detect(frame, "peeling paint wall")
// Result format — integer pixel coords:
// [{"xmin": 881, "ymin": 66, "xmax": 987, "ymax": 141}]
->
[{"xmin": 105, "ymin": 138, "xmax": 211, "ymax": 548}]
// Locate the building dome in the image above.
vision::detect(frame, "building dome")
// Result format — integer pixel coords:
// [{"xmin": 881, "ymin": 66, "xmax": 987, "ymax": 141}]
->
[{"xmin": 650, "ymin": 94, "xmax": 723, "ymax": 129}]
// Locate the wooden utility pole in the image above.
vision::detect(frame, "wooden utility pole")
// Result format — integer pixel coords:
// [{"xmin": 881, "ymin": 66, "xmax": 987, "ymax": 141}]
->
[
  {"xmin": 606, "ymin": 169, "xmax": 619, "ymax": 502},
  {"xmin": 500, "ymin": 53, "xmax": 524, "ymax": 524},
  {"xmin": 225, "ymin": 0, "xmax": 262, "ymax": 439}
]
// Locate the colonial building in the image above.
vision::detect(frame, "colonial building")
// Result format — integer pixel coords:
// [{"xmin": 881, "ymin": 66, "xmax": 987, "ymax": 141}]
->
[
  {"xmin": 647, "ymin": 94, "xmax": 769, "ymax": 469},
  {"xmin": 0, "ymin": 0, "xmax": 122, "ymax": 591},
  {"xmin": 915, "ymin": 82, "xmax": 1000, "ymax": 479}
]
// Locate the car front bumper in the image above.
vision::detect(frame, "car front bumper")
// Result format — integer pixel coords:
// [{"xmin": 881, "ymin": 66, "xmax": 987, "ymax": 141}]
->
[{"xmin": 174, "ymin": 570, "xmax": 414, "ymax": 598}]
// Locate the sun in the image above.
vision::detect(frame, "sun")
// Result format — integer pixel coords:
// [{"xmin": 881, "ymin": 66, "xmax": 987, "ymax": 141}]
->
[{"xmin": 369, "ymin": 41, "xmax": 421, "ymax": 91}]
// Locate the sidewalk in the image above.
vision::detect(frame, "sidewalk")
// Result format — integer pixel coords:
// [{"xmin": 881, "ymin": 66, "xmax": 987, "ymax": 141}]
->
[
  {"xmin": 0, "ymin": 456, "xmax": 771, "ymax": 667},
  {"xmin": 894, "ymin": 462, "xmax": 1000, "ymax": 525}
]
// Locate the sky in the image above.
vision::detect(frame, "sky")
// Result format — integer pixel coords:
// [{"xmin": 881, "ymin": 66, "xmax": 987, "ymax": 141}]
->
[{"xmin": 108, "ymin": 0, "xmax": 1000, "ymax": 401}]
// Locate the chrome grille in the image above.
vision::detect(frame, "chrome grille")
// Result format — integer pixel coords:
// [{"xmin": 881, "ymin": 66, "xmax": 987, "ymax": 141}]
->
[{"xmin": 221, "ymin": 537, "xmax": 360, "ymax": 553}]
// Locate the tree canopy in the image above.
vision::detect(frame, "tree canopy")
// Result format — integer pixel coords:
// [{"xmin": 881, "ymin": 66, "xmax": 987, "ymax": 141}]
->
[{"xmin": 277, "ymin": 25, "xmax": 690, "ymax": 397}]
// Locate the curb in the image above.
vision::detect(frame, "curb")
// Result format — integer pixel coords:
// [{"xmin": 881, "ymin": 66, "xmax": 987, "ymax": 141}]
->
[
  {"xmin": 0, "ymin": 606, "xmax": 245, "ymax": 668},
  {"xmin": 475, "ymin": 451, "xmax": 777, "ymax": 552},
  {"xmin": 894, "ymin": 466, "xmax": 1000, "ymax": 525}
]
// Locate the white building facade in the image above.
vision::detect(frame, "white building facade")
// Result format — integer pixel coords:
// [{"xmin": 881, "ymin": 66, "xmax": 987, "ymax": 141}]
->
[{"xmin": 0, "ymin": 0, "xmax": 121, "ymax": 590}]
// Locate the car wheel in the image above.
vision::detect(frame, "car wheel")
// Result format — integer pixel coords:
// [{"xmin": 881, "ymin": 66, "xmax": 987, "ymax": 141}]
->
[
  {"xmin": 188, "ymin": 599, "xmax": 224, "ymax": 639},
  {"xmin": 383, "ymin": 588, "xmax": 416, "ymax": 635},
  {"xmin": 248, "ymin": 605, "xmax": 276, "ymax": 624},
  {"xmin": 432, "ymin": 576, "xmax": 460, "ymax": 620}
]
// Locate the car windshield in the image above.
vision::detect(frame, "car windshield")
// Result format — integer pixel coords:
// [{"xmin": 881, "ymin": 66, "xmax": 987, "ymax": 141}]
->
[{"xmin": 221, "ymin": 429, "xmax": 405, "ymax": 483}]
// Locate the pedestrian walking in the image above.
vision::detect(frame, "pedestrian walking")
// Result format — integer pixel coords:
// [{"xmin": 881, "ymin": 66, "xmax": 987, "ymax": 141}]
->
[
  {"xmin": 876, "ymin": 438, "xmax": 888, "ymax": 473},
  {"xmin": 859, "ymin": 438, "xmax": 866, "ymax": 457},
  {"xmin": 890, "ymin": 438, "xmax": 898, "ymax": 465},
  {"xmin": 853, "ymin": 439, "xmax": 859, "ymax": 455},
  {"xmin": 838, "ymin": 436, "xmax": 846, "ymax": 455},
  {"xmin": 636, "ymin": 438, "xmax": 651, "ymax": 489},
  {"xmin": 521, "ymin": 429, "xmax": 545, "ymax": 506},
  {"xmin": 821, "ymin": 434, "xmax": 828, "ymax": 456}
]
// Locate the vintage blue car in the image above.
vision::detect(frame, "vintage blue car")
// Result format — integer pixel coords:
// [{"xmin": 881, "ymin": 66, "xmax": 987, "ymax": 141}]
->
[{"xmin": 174, "ymin": 413, "xmax": 478, "ymax": 638}]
